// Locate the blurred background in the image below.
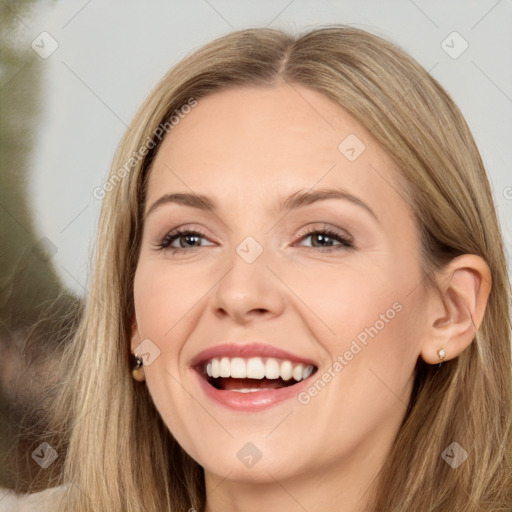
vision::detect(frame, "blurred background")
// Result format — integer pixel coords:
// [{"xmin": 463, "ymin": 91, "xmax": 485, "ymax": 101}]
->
[{"xmin": 1, "ymin": 0, "xmax": 511, "ymax": 494}]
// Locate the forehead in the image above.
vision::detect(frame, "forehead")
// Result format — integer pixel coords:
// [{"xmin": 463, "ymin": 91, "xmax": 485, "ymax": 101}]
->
[{"xmin": 145, "ymin": 83, "xmax": 409, "ymax": 226}]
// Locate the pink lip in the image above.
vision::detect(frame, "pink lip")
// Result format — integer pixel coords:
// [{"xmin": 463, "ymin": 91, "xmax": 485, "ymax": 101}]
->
[
  {"xmin": 189, "ymin": 342, "xmax": 318, "ymax": 369},
  {"xmin": 188, "ymin": 342, "xmax": 318, "ymax": 412},
  {"xmin": 192, "ymin": 366, "xmax": 315, "ymax": 411}
]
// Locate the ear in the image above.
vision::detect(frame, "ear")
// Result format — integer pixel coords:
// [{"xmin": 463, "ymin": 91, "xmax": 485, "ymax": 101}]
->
[
  {"xmin": 130, "ymin": 313, "xmax": 141, "ymax": 353},
  {"xmin": 130, "ymin": 314, "xmax": 146, "ymax": 382},
  {"xmin": 419, "ymin": 254, "xmax": 492, "ymax": 364}
]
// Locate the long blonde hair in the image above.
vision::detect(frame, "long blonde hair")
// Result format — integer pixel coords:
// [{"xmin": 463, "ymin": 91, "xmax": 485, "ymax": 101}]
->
[{"xmin": 44, "ymin": 25, "xmax": 511, "ymax": 511}]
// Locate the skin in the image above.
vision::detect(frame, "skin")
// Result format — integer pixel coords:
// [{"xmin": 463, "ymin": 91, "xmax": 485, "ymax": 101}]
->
[{"xmin": 130, "ymin": 82, "xmax": 491, "ymax": 512}]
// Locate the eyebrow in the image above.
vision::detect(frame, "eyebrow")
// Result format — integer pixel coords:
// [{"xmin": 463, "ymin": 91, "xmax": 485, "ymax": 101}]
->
[{"xmin": 144, "ymin": 187, "xmax": 379, "ymax": 223}]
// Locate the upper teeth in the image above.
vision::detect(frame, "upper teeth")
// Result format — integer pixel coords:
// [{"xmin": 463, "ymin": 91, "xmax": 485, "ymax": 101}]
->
[{"xmin": 205, "ymin": 357, "xmax": 314, "ymax": 382}]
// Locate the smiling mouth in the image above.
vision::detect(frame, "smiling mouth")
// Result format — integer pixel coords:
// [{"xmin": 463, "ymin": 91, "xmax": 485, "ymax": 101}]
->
[{"xmin": 199, "ymin": 356, "xmax": 318, "ymax": 392}]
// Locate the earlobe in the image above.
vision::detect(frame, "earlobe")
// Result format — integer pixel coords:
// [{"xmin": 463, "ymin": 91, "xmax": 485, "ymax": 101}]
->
[{"xmin": 420, "ymin": 254, "xmax": 492, "ymax": 365}]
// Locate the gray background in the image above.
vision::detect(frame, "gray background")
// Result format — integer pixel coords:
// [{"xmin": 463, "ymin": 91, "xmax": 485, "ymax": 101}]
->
[{"xmin": 4, "ymin": 0, "xmax": 512, "ymax": 294}]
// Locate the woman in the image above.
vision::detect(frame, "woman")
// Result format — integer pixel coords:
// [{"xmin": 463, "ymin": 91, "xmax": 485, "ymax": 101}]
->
[{"xmin": 12, "ymin": 25, "xmax": 512, "ymax": 511}]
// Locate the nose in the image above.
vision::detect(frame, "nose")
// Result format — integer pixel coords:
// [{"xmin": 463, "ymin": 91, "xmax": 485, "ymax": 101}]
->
[{"xmin": 210, "ymin": 239, "xmax": 286, "ymax": 325}]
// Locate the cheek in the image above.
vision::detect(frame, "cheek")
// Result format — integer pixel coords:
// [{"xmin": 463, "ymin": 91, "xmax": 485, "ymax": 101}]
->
[
  {"xmin": 133, "ymin": 265, "xmax": 196, "ymax": 439},
  {"xmin": 133, "ymin": 259, "xmax": 209, "ymax": 338},
  {"xmin": 297, "ymin": 264, "xmax": 420, "ymax": 385},
  {"xmin": 280, "ymin": 261, "xmax": 406, "ymax": 344}
]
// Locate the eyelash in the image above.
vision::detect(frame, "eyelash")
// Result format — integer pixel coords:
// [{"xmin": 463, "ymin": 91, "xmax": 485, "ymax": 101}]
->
[{"xmin": 154, "ymin": 227, "xmax": 354, "ymax": 253}]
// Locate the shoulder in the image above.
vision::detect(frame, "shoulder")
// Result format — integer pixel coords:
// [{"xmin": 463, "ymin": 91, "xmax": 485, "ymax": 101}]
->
[{"xmin": 0, "ymin": 485, "xmax": 67, "ymax": 512}]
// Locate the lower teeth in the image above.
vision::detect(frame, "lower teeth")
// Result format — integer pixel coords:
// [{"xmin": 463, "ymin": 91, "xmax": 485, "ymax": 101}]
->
[{"xmin": 231, "ymin": 388, "xmax": 276, "ymax": 393}]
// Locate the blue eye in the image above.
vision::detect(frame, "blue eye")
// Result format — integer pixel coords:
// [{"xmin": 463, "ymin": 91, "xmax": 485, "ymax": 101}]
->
[{"xmin": 154, "ymin": 227, "xmax": 353, "ymax": 253}]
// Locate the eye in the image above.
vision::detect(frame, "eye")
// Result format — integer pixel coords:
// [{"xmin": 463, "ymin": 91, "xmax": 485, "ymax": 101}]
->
[
  {"xmin": 154, "ymin": 228, "xmax": 213, "ymax": 253},
  {"xmin": 295, "ymin": 226, "xmax": 353, "ymax": 252},
  {"xmin": 154, "ymin": 226, "xmax": 354, "ymax": 254}
]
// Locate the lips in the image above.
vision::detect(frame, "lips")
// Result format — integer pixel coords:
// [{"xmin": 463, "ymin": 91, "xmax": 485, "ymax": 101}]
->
[{"xmin": 189, "ymin": 343, "xmax": 318, "ymax": 407}]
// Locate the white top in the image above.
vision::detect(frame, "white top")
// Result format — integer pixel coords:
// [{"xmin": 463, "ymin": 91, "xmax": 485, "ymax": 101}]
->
[{"xmin": 0, "ymin": 485, "xmax": 66, "ymax": 511}]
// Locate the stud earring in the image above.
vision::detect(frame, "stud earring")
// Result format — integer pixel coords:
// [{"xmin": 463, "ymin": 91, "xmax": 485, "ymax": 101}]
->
[
  {"xmin": 132, "ymin": 353, "xmax": 145, "ymax": 381},
  {"xmin": 437, "ymin": 348, "xmax": 446, "ymax": 365}
]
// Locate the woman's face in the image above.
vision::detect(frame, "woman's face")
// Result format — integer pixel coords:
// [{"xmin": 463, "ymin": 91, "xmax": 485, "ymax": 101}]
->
[{"xmin": 131, "ymin": 83, "xmax": 429, "ymax": 487}]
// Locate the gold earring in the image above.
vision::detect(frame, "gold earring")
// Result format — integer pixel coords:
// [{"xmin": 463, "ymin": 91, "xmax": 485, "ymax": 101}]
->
[{"xmin": 132, "ymin": 353, "xmax": 145, "ymax": 382}]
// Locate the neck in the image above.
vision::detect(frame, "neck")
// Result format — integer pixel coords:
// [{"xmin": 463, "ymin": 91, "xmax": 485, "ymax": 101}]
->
[{"xmin": 202, "ymin": 432, "xmax": 391, "ymax": 512}]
